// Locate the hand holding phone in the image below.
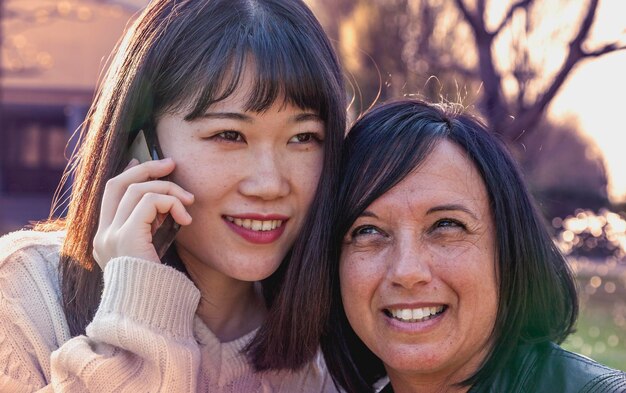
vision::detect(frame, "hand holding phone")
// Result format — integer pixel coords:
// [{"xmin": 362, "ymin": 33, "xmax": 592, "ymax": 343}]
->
[
  {"xmin": 127, "ymin": 130, "xmax": 181, "ymax": 259},
  {"xmin": 92, "ymin": 130, "xmax": 193, "ymax": 269}
]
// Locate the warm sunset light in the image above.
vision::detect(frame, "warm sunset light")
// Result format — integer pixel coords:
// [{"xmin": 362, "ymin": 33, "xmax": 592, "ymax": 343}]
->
[
  {"xmin": 0, "ymin": 0, "xmax": 625, "ymax": 383},
  {"xmin": 489, "ymin": 0, "xmax": 626, "ymax": 203}
]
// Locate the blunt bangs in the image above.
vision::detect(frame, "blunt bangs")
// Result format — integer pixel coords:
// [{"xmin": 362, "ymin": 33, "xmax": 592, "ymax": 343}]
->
[{"xmin": 148, "ymin": 0, "xmax": 336, "ymax": 121}]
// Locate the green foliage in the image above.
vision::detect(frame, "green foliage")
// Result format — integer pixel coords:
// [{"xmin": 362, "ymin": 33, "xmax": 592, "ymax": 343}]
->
[{"xmin": 563, "ymin": 258, "xmax": 626, "ymax": 371}]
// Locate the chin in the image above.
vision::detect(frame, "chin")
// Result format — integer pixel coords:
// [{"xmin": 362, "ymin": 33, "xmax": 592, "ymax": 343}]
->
[
  {"xmin": 227, "ymin": 259, "xmax": 284, "ymax": 282},
  {"xmin": 378, "ymin": 347, "xmax": 447, "ymax": 375}
]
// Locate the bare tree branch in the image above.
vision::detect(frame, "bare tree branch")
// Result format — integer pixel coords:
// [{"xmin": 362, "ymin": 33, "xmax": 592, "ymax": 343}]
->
[
  {"xmin": 506, "ymin": 0, "xmax": 603, "ymax": 138},
  {"xmin": 453, "ymin": 0, "xmax": 482, "ymax": 35},
  {"xmin": 454, "ymin": 0, "xmax": 510, "ymax": 131},
  {"xmin": 583, "ymin": 43, "xmax": 626, "ymax": 57},
  {"xmin": 476, "ymin": 0, "xmax": 487, "ymax": 23},
  {"xmin": 571, "ymin": 0, "xmax": 600, "ymax": 50},
  {"xmin": 493, "ymin": 0, "xmax": 534, "ymax": 35}
]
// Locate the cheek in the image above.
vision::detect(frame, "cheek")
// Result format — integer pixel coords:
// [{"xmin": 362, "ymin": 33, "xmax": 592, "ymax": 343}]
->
[
  {"xmin": 303, "ymin": 151, "xmax": 324, "ymax": 186},
  {"xmin": 340, "ymin": 253, "xmax": 380, "ymax": 327},
  {"xmin": 456, "ymin": 251, "xmax": 499, "ymax": 334},
  {"xmin": 289, "ymin": 151, "xmax": 324, "ymax": 204},
  {"xmin": 171, "ymin": 155, "xmax": 226, "ymax": 197}
]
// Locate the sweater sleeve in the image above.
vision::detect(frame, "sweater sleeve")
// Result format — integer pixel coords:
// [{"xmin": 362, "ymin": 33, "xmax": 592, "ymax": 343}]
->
[
  {"xmin": 49, "ymin": 257, "xmax": 202, "ymax": 392},
  {"xmin": 0, "ymin": 231, "xmax": 202, "ymax": 392}
]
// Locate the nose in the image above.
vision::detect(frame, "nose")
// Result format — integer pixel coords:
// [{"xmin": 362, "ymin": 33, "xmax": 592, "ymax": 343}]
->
[
  {"xmin": 239, "ymin": 149, "xmax": 290, "ymax": 200},
  {"xmin": 387, "ymin": 239, "xmax": 433, "ymax": 289}
]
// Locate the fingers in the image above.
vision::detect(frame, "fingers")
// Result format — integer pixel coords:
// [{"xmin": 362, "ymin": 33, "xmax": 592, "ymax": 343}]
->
[
  {"xmin": 124, "ymin": 193, "xmax": 193, "ymax": 231},
  {"xmin": 100, "ymin": 158, "xmax": 176, "ymax": 228},
  {"xmin": 111, "ymin": 180, "xmax": 194, "ymax": 229},
  {"xmin": 93, "ymin": 158, "xmax": 195, "ymax": 268}
]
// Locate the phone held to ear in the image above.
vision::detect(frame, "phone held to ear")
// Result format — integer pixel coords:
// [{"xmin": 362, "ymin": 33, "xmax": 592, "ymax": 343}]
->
[{"xmin": 127, "ymin": 130, "xmax": 181, "ymax": 260}]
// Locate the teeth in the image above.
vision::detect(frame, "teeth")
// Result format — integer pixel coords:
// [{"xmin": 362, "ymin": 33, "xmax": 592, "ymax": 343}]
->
[
  {"xmin": 388, "ymin": 306, "xmax": 445, "ymax": 322},
  {"xmin": 226, "ymin": 216, "xmax": 284, "ymax": 232}
]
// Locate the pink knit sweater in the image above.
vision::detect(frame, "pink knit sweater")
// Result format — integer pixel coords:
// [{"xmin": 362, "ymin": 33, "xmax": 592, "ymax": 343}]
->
[{"xmin": 0, "ymin": 230, "xmax": 338, "ymax": 392}]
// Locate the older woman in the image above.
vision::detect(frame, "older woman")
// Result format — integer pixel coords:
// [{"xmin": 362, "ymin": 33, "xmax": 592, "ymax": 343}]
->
[{"xmin": 321, "ymin": 100, "xmax": 626, "ymax": 392}]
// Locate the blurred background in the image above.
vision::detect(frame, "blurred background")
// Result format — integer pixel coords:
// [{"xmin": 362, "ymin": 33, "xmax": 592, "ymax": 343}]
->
[{"xmin": 1, "ymin": 0, "xmax": 625, "ymax": 370}]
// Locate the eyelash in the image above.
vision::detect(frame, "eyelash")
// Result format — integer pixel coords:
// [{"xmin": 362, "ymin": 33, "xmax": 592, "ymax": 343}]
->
[
  {"xmin": 210, "ymin": 131, "xmax": 323, "ymax": 144},
  {"xmin": 214, "ymin": 130, "xmax": 244, "ymax": 143},
  {"xmin": 350, "ymin": 225, "xmax": 384, "ymax": 238},
  {"xmin": 432, "ymin": 218, "xmax": 466, "ymax": 232},
  {"xmin": 349, "ymin": 219, "xmax": 465, "ymax": 237},
  {"xmin": 289, "ymin": 132, "xmax": 324, "ymax": 144}
]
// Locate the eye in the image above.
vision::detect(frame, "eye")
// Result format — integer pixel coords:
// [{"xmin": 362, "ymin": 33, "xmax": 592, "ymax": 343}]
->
[
  {"xmin": 216, "ymin": 130, "xmax": 245, "ymax": 142},
  {"xmin": 351, "ymin": 225, "xmax": 383, "ymax": 237},
  {"xmin": 433, "ymin": 219, "xmax": 466, "ymax": 230},
  {"xmin": 344, "ymin": 224, "xmax": 388, "ymax": 246},
  {"xmin": 288, "ymin": 132, "xmax": 323, "ymax": 144}
]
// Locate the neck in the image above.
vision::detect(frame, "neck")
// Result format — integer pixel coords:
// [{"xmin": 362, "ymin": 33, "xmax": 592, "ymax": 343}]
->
[
  {"xmin": 385, "ymin": 338, "xmax": 493, "ymax": 393},
  {"xmin": 177, "ymin": 247, "xmax": 267, "ymax": 342},
  {"xmin": 386, "ymin": 352, "xmax": 487, "ymax": 393}
]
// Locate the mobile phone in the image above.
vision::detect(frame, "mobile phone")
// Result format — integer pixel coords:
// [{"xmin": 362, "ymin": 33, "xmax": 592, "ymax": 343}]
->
[{"xmin": 127, "ymin": 129, "xmax": 181, "ymax": 260}]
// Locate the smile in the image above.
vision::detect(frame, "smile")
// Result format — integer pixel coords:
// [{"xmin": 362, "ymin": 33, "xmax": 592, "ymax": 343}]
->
[
  {"xmin": 385, "ymin": 305, "xmax": 446, "ymax": 323},
  {"xmin": 225, "ymin": 216, "xmax": 284, "ymax": 232}
]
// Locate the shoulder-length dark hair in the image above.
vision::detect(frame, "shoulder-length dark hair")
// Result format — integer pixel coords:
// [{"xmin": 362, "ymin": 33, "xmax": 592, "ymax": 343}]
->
[
  {"xmin": 51, "ymin": 0, "xmax": 345, "ymax": 371},
  {"xmin": 321, "ymin": 99, "xmax": 578, "ymax": 392}
]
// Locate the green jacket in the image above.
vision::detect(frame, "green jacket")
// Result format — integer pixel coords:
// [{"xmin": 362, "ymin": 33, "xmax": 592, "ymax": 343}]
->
[
  {"xmin": 380, "ymin": 342, "xmax": 625, "ymax": 392},
  {"xmin": 469, "ymin": 342, "xmax": 626, "ymax": 392}
]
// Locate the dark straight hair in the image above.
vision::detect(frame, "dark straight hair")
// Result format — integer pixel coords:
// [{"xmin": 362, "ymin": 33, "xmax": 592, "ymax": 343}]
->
[
  {"xmin": 48, "ymin": 0, "xmax": 345, "ymax": 371},
  {"xmin": 321, "ymin": 100, "xmax": 578, "ymax": 392}
]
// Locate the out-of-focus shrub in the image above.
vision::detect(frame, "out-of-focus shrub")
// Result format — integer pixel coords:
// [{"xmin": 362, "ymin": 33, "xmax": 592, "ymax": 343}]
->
[{"xmin": 553, "ymin": 209, "xmax": 626, "ymax": 260}]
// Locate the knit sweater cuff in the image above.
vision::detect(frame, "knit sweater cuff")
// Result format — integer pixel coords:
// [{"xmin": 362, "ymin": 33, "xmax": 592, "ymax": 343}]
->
[{"xmin": 96, "ymin": 257, "xmax": 200, "ymax": 338}]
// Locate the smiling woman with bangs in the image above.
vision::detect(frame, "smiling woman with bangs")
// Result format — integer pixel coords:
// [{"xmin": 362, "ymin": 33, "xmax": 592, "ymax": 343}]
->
[
  {"xmin": 320, "ymin": 100, "xmax": 626, "ymax": 393},
  {"xmin": 0, "ymin": 0, "xmax": 345, "ymax": 391}
]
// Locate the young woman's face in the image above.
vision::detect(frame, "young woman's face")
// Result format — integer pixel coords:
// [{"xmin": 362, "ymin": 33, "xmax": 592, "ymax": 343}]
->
[
  {"xmin": 340, "ymin": 140, "xmax": 498, "ymax": 387},
  {"xmin": 156, "ymin": 69, "xmax": 325, "ymax": 282}
]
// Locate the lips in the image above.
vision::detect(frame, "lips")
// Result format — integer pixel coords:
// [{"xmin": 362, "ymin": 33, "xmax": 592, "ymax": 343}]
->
[{"xmin": 223, "ymin": 214, "xmax": 289, "ymax": 244}]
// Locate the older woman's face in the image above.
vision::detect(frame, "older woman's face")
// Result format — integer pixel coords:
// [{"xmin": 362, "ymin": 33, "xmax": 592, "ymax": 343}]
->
[{"xmin": 340, "ymin": 140, "xmax": 498, "ymax": 387}]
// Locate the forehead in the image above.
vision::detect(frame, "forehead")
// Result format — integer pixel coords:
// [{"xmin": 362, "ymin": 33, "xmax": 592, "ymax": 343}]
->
[{"xmin": 368, "ymin": 140, "xmax": 489, "ymax": 213}]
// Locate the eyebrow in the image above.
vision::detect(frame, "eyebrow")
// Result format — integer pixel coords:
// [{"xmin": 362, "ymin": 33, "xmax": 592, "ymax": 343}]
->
[
  {"xmin": 293, "ymin": 113, "xmax": 323, "ymax": 122},
  {"xmin": 427, "ymin": 204, "xmax": 478, "ymax": 220},
  {"xmin": 194, "ymin": 111, "xmax": 322, "ymax": 123},
  {"xmin": 195, "ymin": 112, "xmax": 253, "ymax": 122}
]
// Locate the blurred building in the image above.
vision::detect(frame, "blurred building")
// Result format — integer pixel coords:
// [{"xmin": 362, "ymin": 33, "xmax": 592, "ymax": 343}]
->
[{"xmin": 1, "ymin": 1, "xmax": 141, "ymax": 234}]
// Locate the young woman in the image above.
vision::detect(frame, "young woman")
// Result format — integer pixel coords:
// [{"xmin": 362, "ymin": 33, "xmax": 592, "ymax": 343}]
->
[
  {"xmin": 0, "ymin": 0, "xmax": 345, "ymax": 391},
  {"xmin": 321, "ymin": 100, "xmax": 626, "ymax": 392}
]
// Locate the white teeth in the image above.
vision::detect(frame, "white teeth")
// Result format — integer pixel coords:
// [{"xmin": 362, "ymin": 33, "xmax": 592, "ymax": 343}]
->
[
  {"xmin": 226, "ymin": 216, "xmax": 284, "ymax": 232},
  {"xmin": 388, "ymin": 306, "xmax": 445, "ymax": 322},
  {"xmin": 412, "ymin": 309, "xmax": 423, "ymax": 320}
]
